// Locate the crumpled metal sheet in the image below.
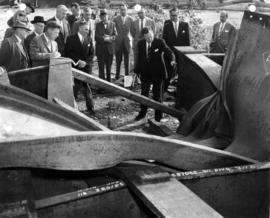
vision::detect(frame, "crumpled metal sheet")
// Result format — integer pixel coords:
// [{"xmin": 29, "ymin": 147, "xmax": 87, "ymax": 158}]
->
[{"xmin": 225, "ymin": 11, "xmax": 270, "ymax": 161}]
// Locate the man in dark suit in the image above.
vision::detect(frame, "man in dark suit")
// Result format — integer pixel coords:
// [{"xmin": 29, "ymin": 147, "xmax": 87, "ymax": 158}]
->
[
  {"xmin": 162, "ymin": 7, "xmax": 190, "ymax": 92},
  {"xmin": 0, "ymin": 21, "xmax": 31, "ymax": 73},
  {"xmin": 72, "ymin": 6, "xmax": 95, "ymax": 74},
  {"xmin": 113, "ymin": 4, "xmax": 133, "ymax": 79},
  {"xmin": 135, "ymin": 27, "xmax": 175, "ymax": 121},
  {"xmin": 95, "ymin": 9, "xmax": 117, "ymax": 82},
  {"xmin": 65, "ymin": 20, "xmax": 95, "ymax": 113},
  {"xmin": 29, "ymin": 21, "xmax": 61, "ymax": 67},
  {"xmin": 24, "ymin": 16, "xmax": 46, "ymax": 66},
  {"xmin": 48, "ymin": 5, "xmax": 70, "ymax": 56},
  {"xmin": 210, "ymin": 11, "xmax": 236, "ymax": 53},
  {"xmin": 67, "ymin": 2, "xmax": 81, "ymax": 30},
  {"xmin": 162, "ymin": 7, "xmax": 190, "ymax": 48}
]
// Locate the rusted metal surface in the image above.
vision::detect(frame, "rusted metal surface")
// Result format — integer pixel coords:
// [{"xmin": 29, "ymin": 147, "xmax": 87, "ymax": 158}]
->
[
  {"xmin": 225, "ymin": 11, "xmax": 270, "ymax": 161},
  {"xmin": 0, "ymin": 132, "xmax": 256, "ymax": 171}
]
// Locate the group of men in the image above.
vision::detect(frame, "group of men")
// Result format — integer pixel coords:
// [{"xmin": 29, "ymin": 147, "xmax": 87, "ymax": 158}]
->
[{"xmin": 0, "ymin": 2, "xmax": 235, "ymax": 121}]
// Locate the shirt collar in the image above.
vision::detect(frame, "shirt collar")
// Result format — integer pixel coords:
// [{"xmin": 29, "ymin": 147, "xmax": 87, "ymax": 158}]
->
[
  {"xmin": 55, "ymin": 16, "xmax": 63, "ymax": 23},
  {"xmin": 78, "ymin": 32, "xmax": 83, "ymax": 42},
  {"xmin": 14, "ymin": 34, "xmax": 22, "ymax": 43},
  {"xmin": 43, "ymin": 33, "xmax": 50, "ymax": 43}
]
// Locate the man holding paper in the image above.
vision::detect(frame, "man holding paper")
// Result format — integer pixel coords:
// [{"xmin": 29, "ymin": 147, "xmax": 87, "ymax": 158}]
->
[
  {"xmin": 65, "ymin": 20, "xmax": 95, "ymax": 113},
  {"xmin": 29, "ymin": 21, "xmax": 61, "ymax": 67}
]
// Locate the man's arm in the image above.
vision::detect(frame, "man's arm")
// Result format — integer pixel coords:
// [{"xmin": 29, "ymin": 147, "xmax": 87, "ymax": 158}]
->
[
  {"xmin": 162, "ymin": 22, "xmax": 168, "ymax": 44},
  {"xmin": 29, "ymin": 37, "xmax": 50, "ymax": 60},
  {"xmin": 185, "ymin": 23, "xmax": 190, "ymax": 46},
  {"xmin": 160, "ymin": 39, "xmax": 175, "ymax": 63},
  {"xmin": 65, "ymin": 36, "xmax": 80, "ymax": 63},
  {"xmin": 0, "ymin": 39, "xmax": 10, "ymax": 70}
]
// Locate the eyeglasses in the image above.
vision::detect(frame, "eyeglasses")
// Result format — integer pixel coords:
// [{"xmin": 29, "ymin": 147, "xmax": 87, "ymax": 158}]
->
[{"xmin": 171, "ymin": 14, "xmax": 178, "ymax": 17}]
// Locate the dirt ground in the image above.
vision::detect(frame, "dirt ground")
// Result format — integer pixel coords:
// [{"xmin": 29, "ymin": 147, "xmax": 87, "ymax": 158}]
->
[{"xmin": 0, "ymin": 8, "xmax": 244, "ymax": 132}]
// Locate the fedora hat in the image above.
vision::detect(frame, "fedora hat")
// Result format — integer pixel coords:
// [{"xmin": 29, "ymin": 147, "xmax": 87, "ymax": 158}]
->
[
  {"xmin": 31, "ymin": 16, "xmax": 46, "ymax": 24},
  {"xmin": 13, "ymin": 21, "xmax": 31, "ymax": 31}
]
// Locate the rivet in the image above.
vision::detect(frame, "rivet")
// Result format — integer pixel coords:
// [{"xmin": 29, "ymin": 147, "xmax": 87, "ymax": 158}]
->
[
  {"xmin": 250, "ymin": 15, "xmax": 253, "ymax": 18},
  {"xmin": 259, "ymin": 17, "xmax": 263, "ymax": 21}
]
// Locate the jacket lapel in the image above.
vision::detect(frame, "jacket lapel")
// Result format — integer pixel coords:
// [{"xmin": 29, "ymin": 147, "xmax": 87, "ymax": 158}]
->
[
  {"xmin": 13, "ymin": 36, "xmax": 28, "ymax": 60},
  {"xmin": 41, "ymin": 34, "xmax": 51, "ymax": 52}
]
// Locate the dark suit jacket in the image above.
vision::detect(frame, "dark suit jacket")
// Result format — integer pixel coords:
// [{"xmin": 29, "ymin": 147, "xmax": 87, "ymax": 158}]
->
[
  {"xmin": 65, "ymin": 33, "xmax": 94, "ymax": 67},
  {"xmin": 0, "ymin": 35, "xmax": 29, "ymax": 72},
  {"xmin": 162, "ymin": 20, "xmax": 190, "ymax": 47},
  {"xmin": 29, "ymin": 33, "xmax": 58, "ymax": 67},
  {"xmin": 113, "ymin": 15, "xmax": 133, "ymax": 52},
  {"xmin": 66, "ymin": 14, "xmax": 81, "ymax": 30},
  {"xmin": 95, "ymin": 21, "xmax": 117, "ymax": 57},
  {"xmin": 135, "ymin": 38, "xmax": 175, "ymax": 82},
  {"xmin": 24, "ymin": 32, "xmax": 37, "ymax": 53},
  {"xmin": 210, "ymin": 21, "xmax": 236, "ymax": 53},
  {"xmin": 47, "ymin": 17, "xmax": 70, "ymax": 56}
]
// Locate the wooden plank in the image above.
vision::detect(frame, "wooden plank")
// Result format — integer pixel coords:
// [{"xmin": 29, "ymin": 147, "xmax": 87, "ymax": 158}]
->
[
  {"xmin": 47, "ymin": 58, "xmax": 75, "ymax": 107},
  {"xmin": 117, "ymin": 166, "xmax": 223, "ymax": 218},
  {"xmin": 53, "ymin": 98, "xmax": 110, "ymax": 131},
  {"xmin": 72, "ymin": 68, "xmax": 185, "ymax": 119},
  {"xmin": 0, "ymin": 132, "xmax": 256, "ymax": 171},
  {"xmin": 114, "ymin": 118, "xmax": 148, "ymax": 131}
]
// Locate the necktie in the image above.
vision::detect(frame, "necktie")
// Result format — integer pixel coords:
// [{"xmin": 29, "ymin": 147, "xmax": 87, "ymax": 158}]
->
[
  {"xmin": 140, "ymin": 19, "xmax": 144, "ymax": 32},
  {"xmin": 50, "ymin": 41, "xmax": 53, "ymax": 52},
  {"xmin": 147, "ymin": 42, "xmax": 151, "ymax": 56},
  {"xmin": 219, "ymin": 23, "xmax": 224, "ymax": 36},
  {"xmin": 174, "ymin": 22, "xmax": 178, "ymax": 36}
]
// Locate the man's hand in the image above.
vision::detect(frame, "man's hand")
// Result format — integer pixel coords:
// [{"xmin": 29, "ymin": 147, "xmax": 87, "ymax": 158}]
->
[
  {"xmin": 50, "ymin": 52, "xmax": 61, "ymax": 59},
  {"xmin": 0, "ymin": 67, "xmax": 5, "ymax": 76},
  {"xmin": 78, "ymin": 60, "xmax": 87, "ymax": 68},
  {"xmin": 170, "ymin": 61, "xmax": 176, "ymax": 66}
]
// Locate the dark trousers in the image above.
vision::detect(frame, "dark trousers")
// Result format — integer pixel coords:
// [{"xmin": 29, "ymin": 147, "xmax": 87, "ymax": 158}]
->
[
  {"xmin": 97, "ymin": 51, "xmax": 113, "ymax": 82},
  {"xmin": 140, "ymin": 79, "xmax": 164, "ymax": 121},
  {"xmin": 115, "ymin": 41, "xmax": 130, "ymax": 79},
  {"xmin": 73, "ymin": 66, "xmax": 94, "ymax": 111},
  {"xmin": 164, "ymin": 47, "xmax": 178, "ymax": 92}
]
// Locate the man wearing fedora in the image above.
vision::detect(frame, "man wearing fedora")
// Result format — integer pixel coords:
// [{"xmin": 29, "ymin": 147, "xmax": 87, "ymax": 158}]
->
[
  {"xmin": 0, "ymin": 21, "xmax": 31, "ymax": 72},
  {"xmin": 24, "ymin": 16, "xmax": 46, "ymax": 65},
  {"xmin": 29, "ymin": 21, "xmax": 61, "ymax": 67},
  {"xmin": 95, "ymin": 9, "xmax": 117, "ymax": 82}
]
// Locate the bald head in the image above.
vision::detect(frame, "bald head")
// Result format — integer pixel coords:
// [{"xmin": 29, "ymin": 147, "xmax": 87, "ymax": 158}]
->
[
  {"xmin": 220, "ymin": 11, "xmax": 228, "ymax": 23},
  {"xmin": 56, "ymin": 5, "xmax": 69, "ymax": 20}
]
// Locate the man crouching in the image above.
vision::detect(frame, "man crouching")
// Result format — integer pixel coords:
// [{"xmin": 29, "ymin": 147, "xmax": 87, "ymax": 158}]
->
[{"xmin": 134, "ymin": 27, "xmax": 176, "ymax": 122}]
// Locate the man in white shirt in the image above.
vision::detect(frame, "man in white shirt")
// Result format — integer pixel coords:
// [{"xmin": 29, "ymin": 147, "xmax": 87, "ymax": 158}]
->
[
  {"xmin": 210, "ymin": 11, "xmax": 236, "ymax": 53},
  {"xmin": 29, "ymin": 21, "xmax": 61, "ymax": 67},
  {"xmin": 113, "ymin": 4, "xmax": 133, "ymax": 79},
  {"xmin": 131, "ymin": 8, "xmax": 155, "ymax": 69},
  {"xmin": 48, "ymin": 5, "xmax": 70, "ymax": 56}
]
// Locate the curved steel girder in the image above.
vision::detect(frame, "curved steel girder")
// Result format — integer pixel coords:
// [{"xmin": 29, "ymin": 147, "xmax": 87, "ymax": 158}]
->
[{"xmin": 0, "ymin": 132, "xmax": 257, "ymax": 171}]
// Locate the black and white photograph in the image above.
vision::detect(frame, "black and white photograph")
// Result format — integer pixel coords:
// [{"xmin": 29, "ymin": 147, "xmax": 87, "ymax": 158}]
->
[{"xmin": 0, "ymin": 0, "xmax": 269, "ymax": 217}]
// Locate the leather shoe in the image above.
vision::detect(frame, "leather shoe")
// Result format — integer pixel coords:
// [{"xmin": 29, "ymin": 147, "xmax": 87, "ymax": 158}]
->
[{"xmin": 135, "ymin": 113, "xmax": 146, "ymax": 121}]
